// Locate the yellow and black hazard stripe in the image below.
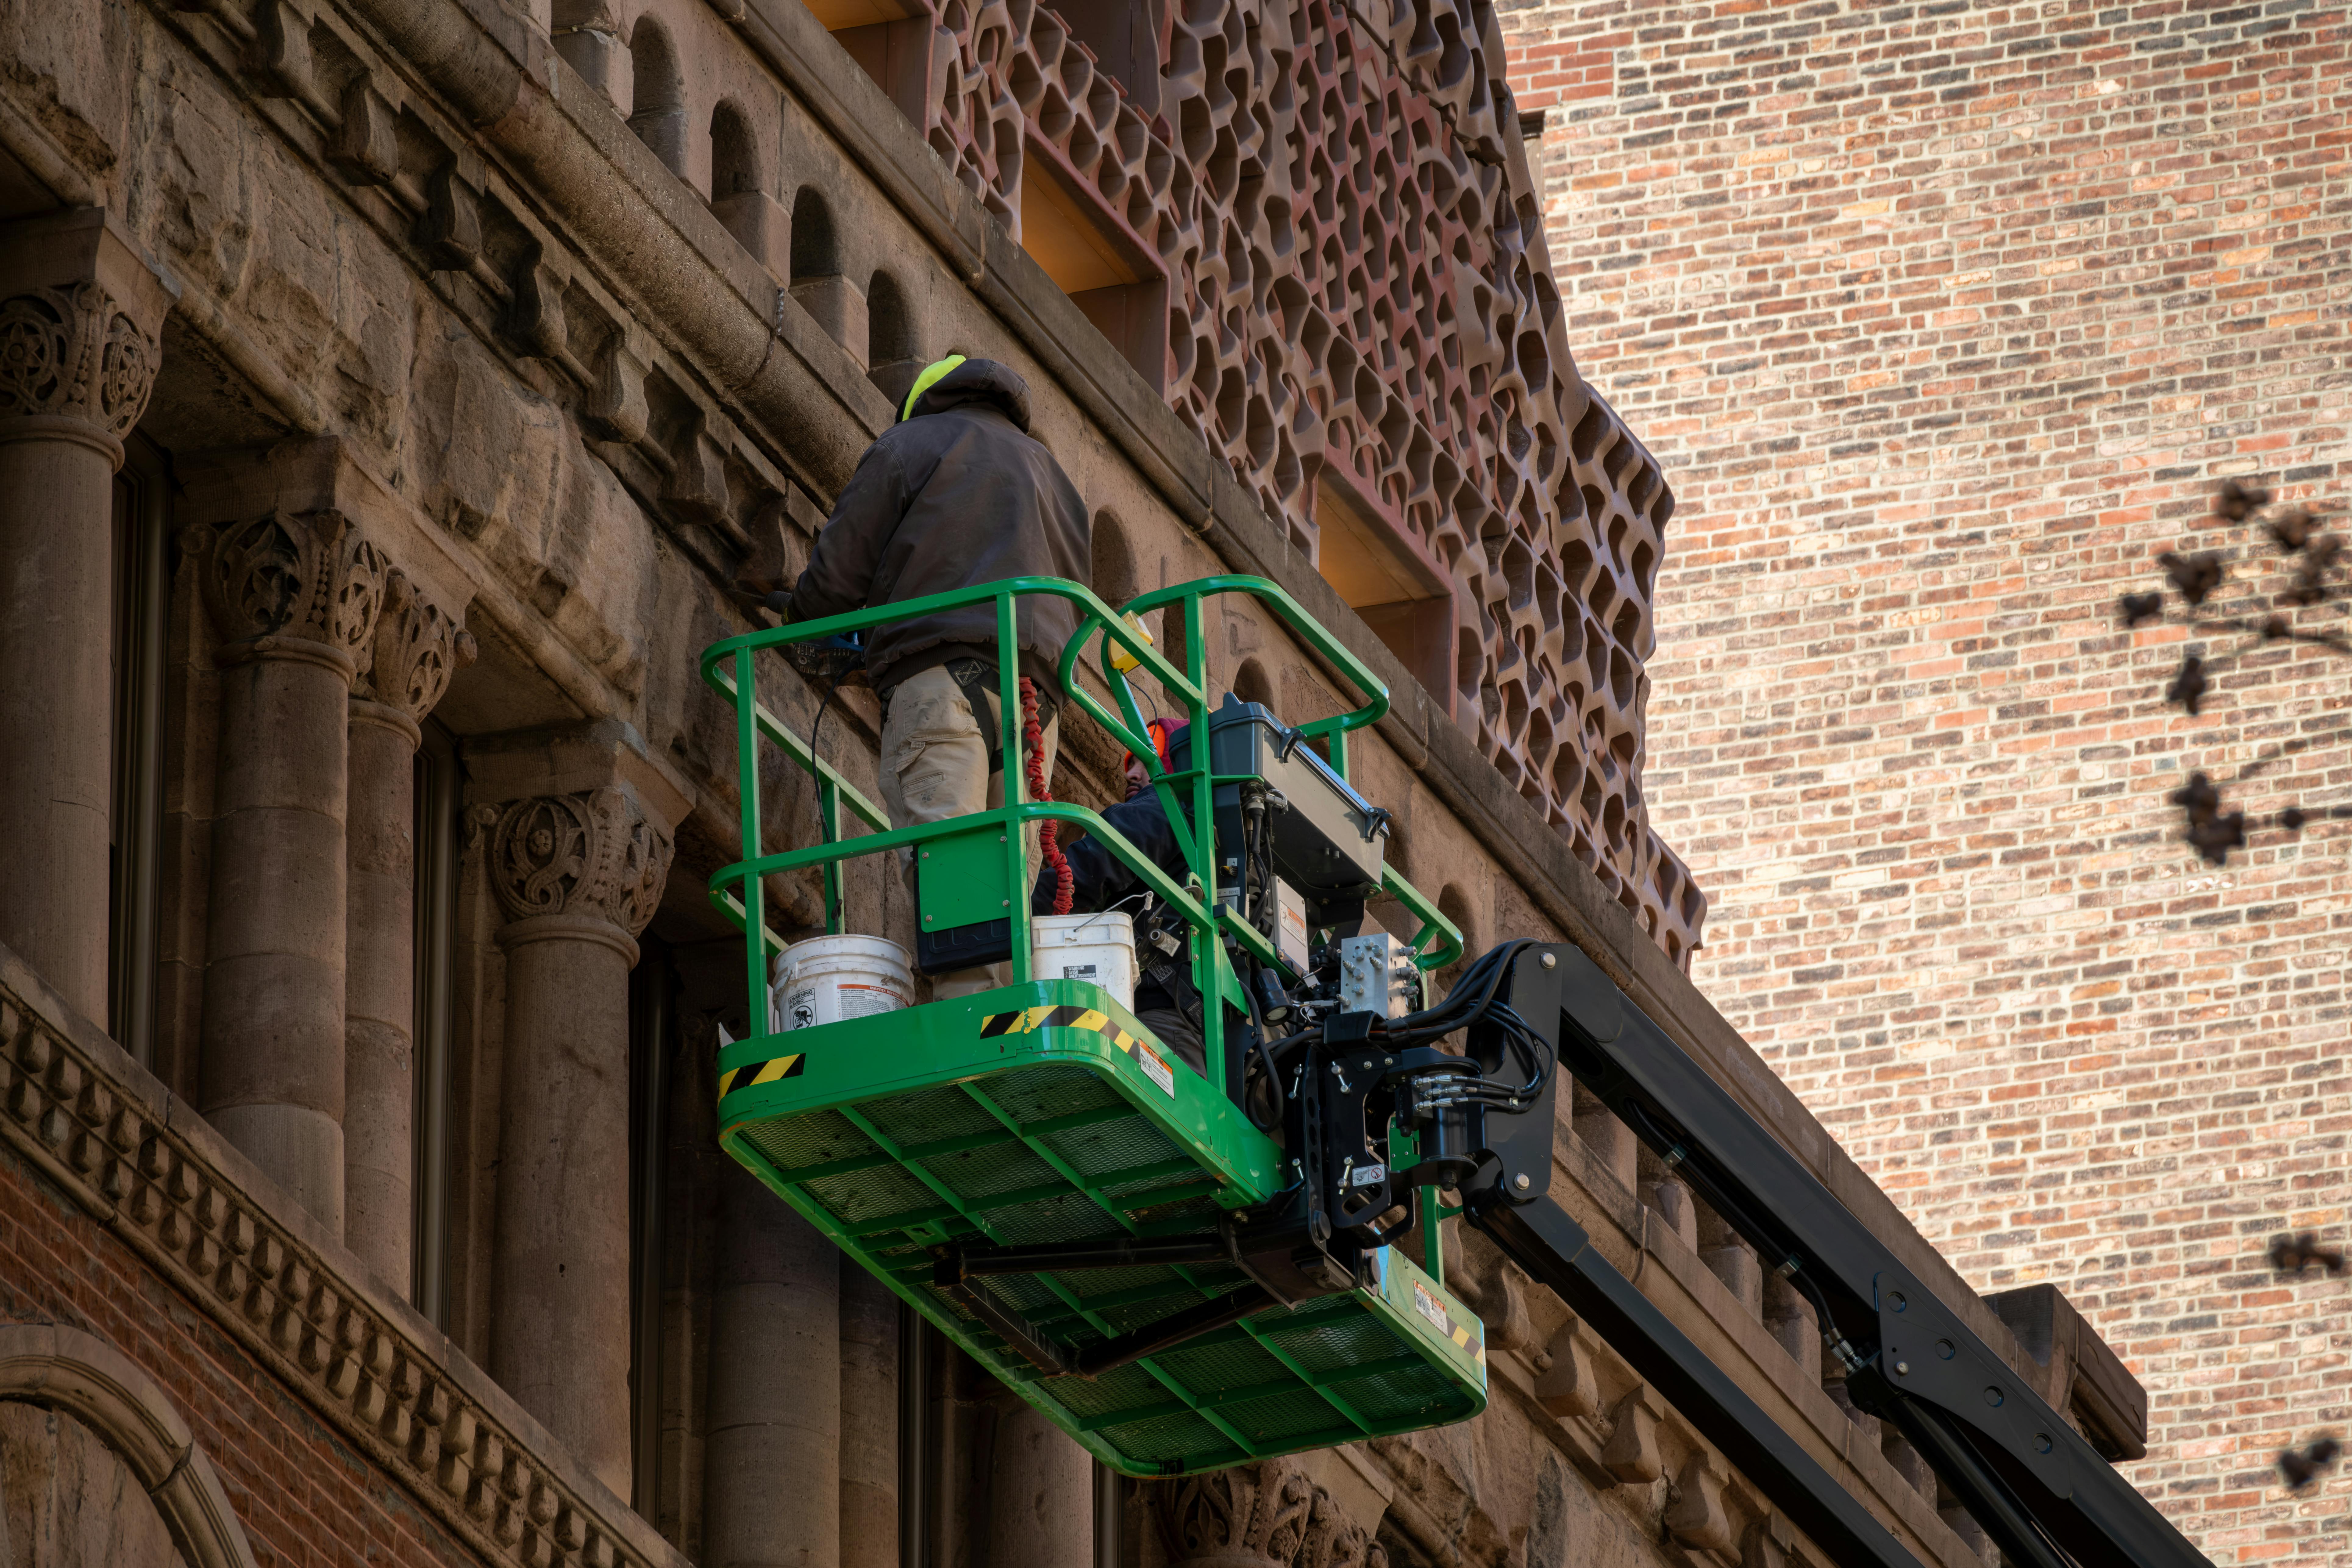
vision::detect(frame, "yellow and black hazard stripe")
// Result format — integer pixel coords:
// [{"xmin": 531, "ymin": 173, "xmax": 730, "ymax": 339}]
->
[
  {"xmin": 979, "ymin": 1004, "xmax": 1140, "ymax": 1053},
  {"xmin": 718, "ymin": 1053, "xmax": 805, "ymax": 1098},
  {"xmin": 978, "ymin": 1005, "xmax": 1178, "ymax": 1096}
]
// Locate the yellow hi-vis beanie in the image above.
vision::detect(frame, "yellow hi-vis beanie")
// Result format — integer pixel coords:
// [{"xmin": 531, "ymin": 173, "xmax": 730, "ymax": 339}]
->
[{"xmin": 901, "ymin": 355, "xmax": 968, "ymax": 421}]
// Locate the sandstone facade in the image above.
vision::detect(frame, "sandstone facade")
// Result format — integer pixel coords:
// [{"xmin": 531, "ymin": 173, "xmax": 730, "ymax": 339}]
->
[
  {"xmin": 0, "ymin": 0, "xmax": 2139, "ymax": 1566},
  {"xmin": 1501, "ymin": 0, "xmax": 2350, "ymax": 1559}
]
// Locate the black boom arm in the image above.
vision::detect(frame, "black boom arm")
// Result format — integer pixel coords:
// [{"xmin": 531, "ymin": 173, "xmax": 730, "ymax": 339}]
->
[{"xmin": 1442, "ymin": 944, "xmax": 2209, "ymax": 1568}]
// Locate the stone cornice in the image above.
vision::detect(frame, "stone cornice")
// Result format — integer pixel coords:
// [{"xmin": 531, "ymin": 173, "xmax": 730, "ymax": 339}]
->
[
  {"xmin": 0, "ymin": 939, "xmax": 692, "ymax": 1568},
  {"xmin": 1498, "ymin": 1170, "xmax": 1987, "ymax": 1568}
]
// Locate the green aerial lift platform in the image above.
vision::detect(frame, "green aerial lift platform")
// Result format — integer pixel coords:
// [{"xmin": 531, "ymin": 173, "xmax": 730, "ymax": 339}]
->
[{"xmin": 701, "ymin": 576, "xmax": 1487, "ymax": 1477}]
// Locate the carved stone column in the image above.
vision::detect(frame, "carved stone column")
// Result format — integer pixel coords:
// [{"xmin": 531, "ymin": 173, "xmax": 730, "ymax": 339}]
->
[
  {"xmin": 0, "ymin": 208, "xmax": 169, "ymax": 1021},
  {"xmin": 990, "ymin": 1405, "xmax": 1092, "ymax": 1568},
  {"xmin": 1155, "ymin": 1459, "xmax": 1387, "ymax": 1568},
  {"xmin": 705, "ymin": 1163, "xmax": 840, "ymax": 1568},
  {"xmin": 484, "ymin": 785, "xmax": 672, "ymax": 1497},
  {"xmin": 193, "ymin": 508, "xmax": 388, "ymax": 1232},
  {"xmin": 838, "ymin": 1265, "xmax": 899, "ymax": 1568},
  {"xmin": 344, "ymin": 571, "xmax": 474, "ymax": 1293}
]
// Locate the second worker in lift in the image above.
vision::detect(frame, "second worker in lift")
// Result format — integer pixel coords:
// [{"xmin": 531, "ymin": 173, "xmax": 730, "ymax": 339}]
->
[{"xmin": 773, "ymin": 355, "xmax": 1092, "ymax": 997}]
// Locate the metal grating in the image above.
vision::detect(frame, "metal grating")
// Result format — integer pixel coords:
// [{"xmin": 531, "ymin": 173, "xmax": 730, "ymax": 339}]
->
[{"xmin": 720, "ymin": 1008, "xmax": 1484, "ymax": 1474}]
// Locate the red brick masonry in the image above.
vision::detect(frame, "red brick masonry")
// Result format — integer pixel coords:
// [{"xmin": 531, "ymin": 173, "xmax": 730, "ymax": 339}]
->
[
  {"xmin": 0, "ymin": 1136, "xmax": 483, "ymax": 1568},
  {"xmin": 1501, "ymin": 0, "xmax": 2351, "ymax": 1561}
]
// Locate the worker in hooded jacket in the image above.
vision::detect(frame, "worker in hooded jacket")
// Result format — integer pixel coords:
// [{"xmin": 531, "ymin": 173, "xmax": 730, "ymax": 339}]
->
[{"xmin": 757, "ymin": 355, "xmax": 1092, "ymax": 997}]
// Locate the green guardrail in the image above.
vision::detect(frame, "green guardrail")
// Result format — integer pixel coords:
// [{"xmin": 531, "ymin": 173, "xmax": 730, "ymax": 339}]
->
[{"xmin": 699, "ymin": 574, "xmax": 1461, "ymax": 1094}]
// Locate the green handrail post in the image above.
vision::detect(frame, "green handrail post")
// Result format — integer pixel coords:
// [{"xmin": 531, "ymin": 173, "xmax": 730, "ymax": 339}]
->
[
  {"xmin": 997, "ymin": 592, "xmax": 1032, "ymax": 984},
  {"xmin": 819, "ymin": 777, "xmax": 843, "ymax": 935},
  {"xmin": 735, "ymin": 646, "xmax": 766, "ymax": 1041},
  {"xmin": 1379, "ymin": 867, "xmax": 1461, "ymax": 973}
]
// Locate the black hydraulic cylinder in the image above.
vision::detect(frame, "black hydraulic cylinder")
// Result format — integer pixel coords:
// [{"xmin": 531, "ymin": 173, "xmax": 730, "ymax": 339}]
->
[{"xmin": 1469, "ymin": 1195, "xmax": 1928, "ymax": 1568}]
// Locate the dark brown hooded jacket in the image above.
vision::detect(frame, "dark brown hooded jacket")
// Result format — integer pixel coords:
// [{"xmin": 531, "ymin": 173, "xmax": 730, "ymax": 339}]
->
[{"xmin": 788, "ymin": 358, "xmax": 1091, "ymax": 695}]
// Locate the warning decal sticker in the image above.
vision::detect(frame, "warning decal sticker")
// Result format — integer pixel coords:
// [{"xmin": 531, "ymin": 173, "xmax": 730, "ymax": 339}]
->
[
  {"xmin": 1133, "ymin": 1037, "xmax": 1175, "ymax": 1096},
  {"xmin": 1411, "ymin": 1278, "xmax": 1487, "ymax": 1367}
]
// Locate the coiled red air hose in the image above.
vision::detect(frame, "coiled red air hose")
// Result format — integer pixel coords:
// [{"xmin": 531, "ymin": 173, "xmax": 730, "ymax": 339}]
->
[{"xmin": 1021, "ymin": 676, "xmax": 1074, "ymax": 916}]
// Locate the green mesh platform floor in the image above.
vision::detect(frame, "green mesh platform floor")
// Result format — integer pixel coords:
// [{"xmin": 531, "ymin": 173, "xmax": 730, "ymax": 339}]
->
[{"xmin": 716, "ymin": 980, "xmax": 1488, "ymax": 1475}]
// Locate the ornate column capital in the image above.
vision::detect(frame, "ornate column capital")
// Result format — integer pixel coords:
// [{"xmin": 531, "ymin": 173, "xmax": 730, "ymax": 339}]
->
[
  {"xmin": 480, "ymin": 786, "xmax": 675, "ymax": 958},
  {"xmin": 188, "ymin": 508, "xmax": 391, "ymax": 683},
  {"xmin": 0, "ymin": 208, "xmax": 173, "ymax": 466},
  {"xmin": 353, "ymin": 567, "xmax": 478, "ymax": 738},
  {"xmin": 1155, "ymin": 1460, "xmax": 1387, "ymax": 1568}
]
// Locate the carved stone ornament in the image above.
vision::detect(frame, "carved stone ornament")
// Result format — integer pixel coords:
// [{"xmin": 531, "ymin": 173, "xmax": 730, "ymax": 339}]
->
[
  {"xmin": 361, "ymin": 568, "xmax": 479, "ymax": 721},
  {"xmin": 190, "ymin": 509, "xmax": 391, "ymax": 666},
  {"xmin": 1156, "ymin": 1459, "xmax": 1387, "ymax": 1568},
  {"xmin": 0, "ymin": 279, "xmax": 160, "ymax": 437},
  {"xmin": 488, "ymin": 787, "xmax": 673, "ymax": 938}
]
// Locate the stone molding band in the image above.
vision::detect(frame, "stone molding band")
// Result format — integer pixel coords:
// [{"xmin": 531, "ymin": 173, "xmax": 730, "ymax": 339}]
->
[
  {"xmin": 213, "ymin": 633, "xmax": 362, "ymax": 681},
  {"xmin": 0, "ymin": 410, "xmax": 129, "ymax": 464},
  {"xmin": 348, "ymin": 694, "xmax": 427, "ymax": 750},
  {"xmin": 494, "ymin": 912, "xmax": 643, "ymax": 966}
]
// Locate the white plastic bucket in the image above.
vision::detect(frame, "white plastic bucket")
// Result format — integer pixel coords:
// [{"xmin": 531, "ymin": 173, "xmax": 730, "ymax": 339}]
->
[
  {"xmin": 771, "ymin": 934, "xmax": 914, "ymax": 1032},
  {"xmin": 1032, "ymin": 911, "xmax": 1138, "ymax": 1010}
]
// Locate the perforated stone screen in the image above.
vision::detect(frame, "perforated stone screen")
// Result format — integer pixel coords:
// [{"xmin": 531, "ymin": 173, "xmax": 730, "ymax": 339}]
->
[{"xmin": 907, "ymin": 0, "xmax": 1704, "ymax": 963}]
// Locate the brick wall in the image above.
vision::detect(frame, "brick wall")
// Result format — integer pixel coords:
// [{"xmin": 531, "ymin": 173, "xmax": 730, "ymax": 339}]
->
[
  {"xmin": 0, "ymin": 1135, "xmax": 488, "ymax": 1568},
  {"xmin": 1499, "ymin": 0, "xmax": 2352, "ymax": 1559}
]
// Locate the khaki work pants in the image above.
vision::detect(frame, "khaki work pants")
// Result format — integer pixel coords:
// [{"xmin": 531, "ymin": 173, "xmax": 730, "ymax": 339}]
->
[{"xmin": 879, "ymin": 663, "xmax": 1060, "ymax": 998}]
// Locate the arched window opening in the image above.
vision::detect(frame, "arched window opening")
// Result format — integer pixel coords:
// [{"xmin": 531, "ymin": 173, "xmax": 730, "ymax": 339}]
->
[
  {"xmin": 1231, "ymin": 657, "xmax": 1276, "ymax": 712},
  {"xmin": 0, "ymin": 1325, "xmax": 263, "ymax": 1568},
  {"xmin": 1090, "ymin": 509, "xmax": 1137, "ymax": 609},
  {"xmin": 709, "ymin": 100, "xmax": 760, "ymax": 201},
  {"xmin": 708, "ymin": 100, "xmax": 783, "ymax": 271},
  {"xmin": 865, "ymin": 270, "xmax": 921, "ymax": 404},
  {"xmin": 790, "ymin": 187, "xmax": 841, "ymax": 285},
  {"xmin": 787, "ymin": 186, "xmax": 864, "ymax": 362},
  {"xmin": 551, "ymin": 0, "xmax": 631, "ymax": 112},
  {"xmin": 627, "ymin": 17, "xmax": 687, "ymax": 176}
]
